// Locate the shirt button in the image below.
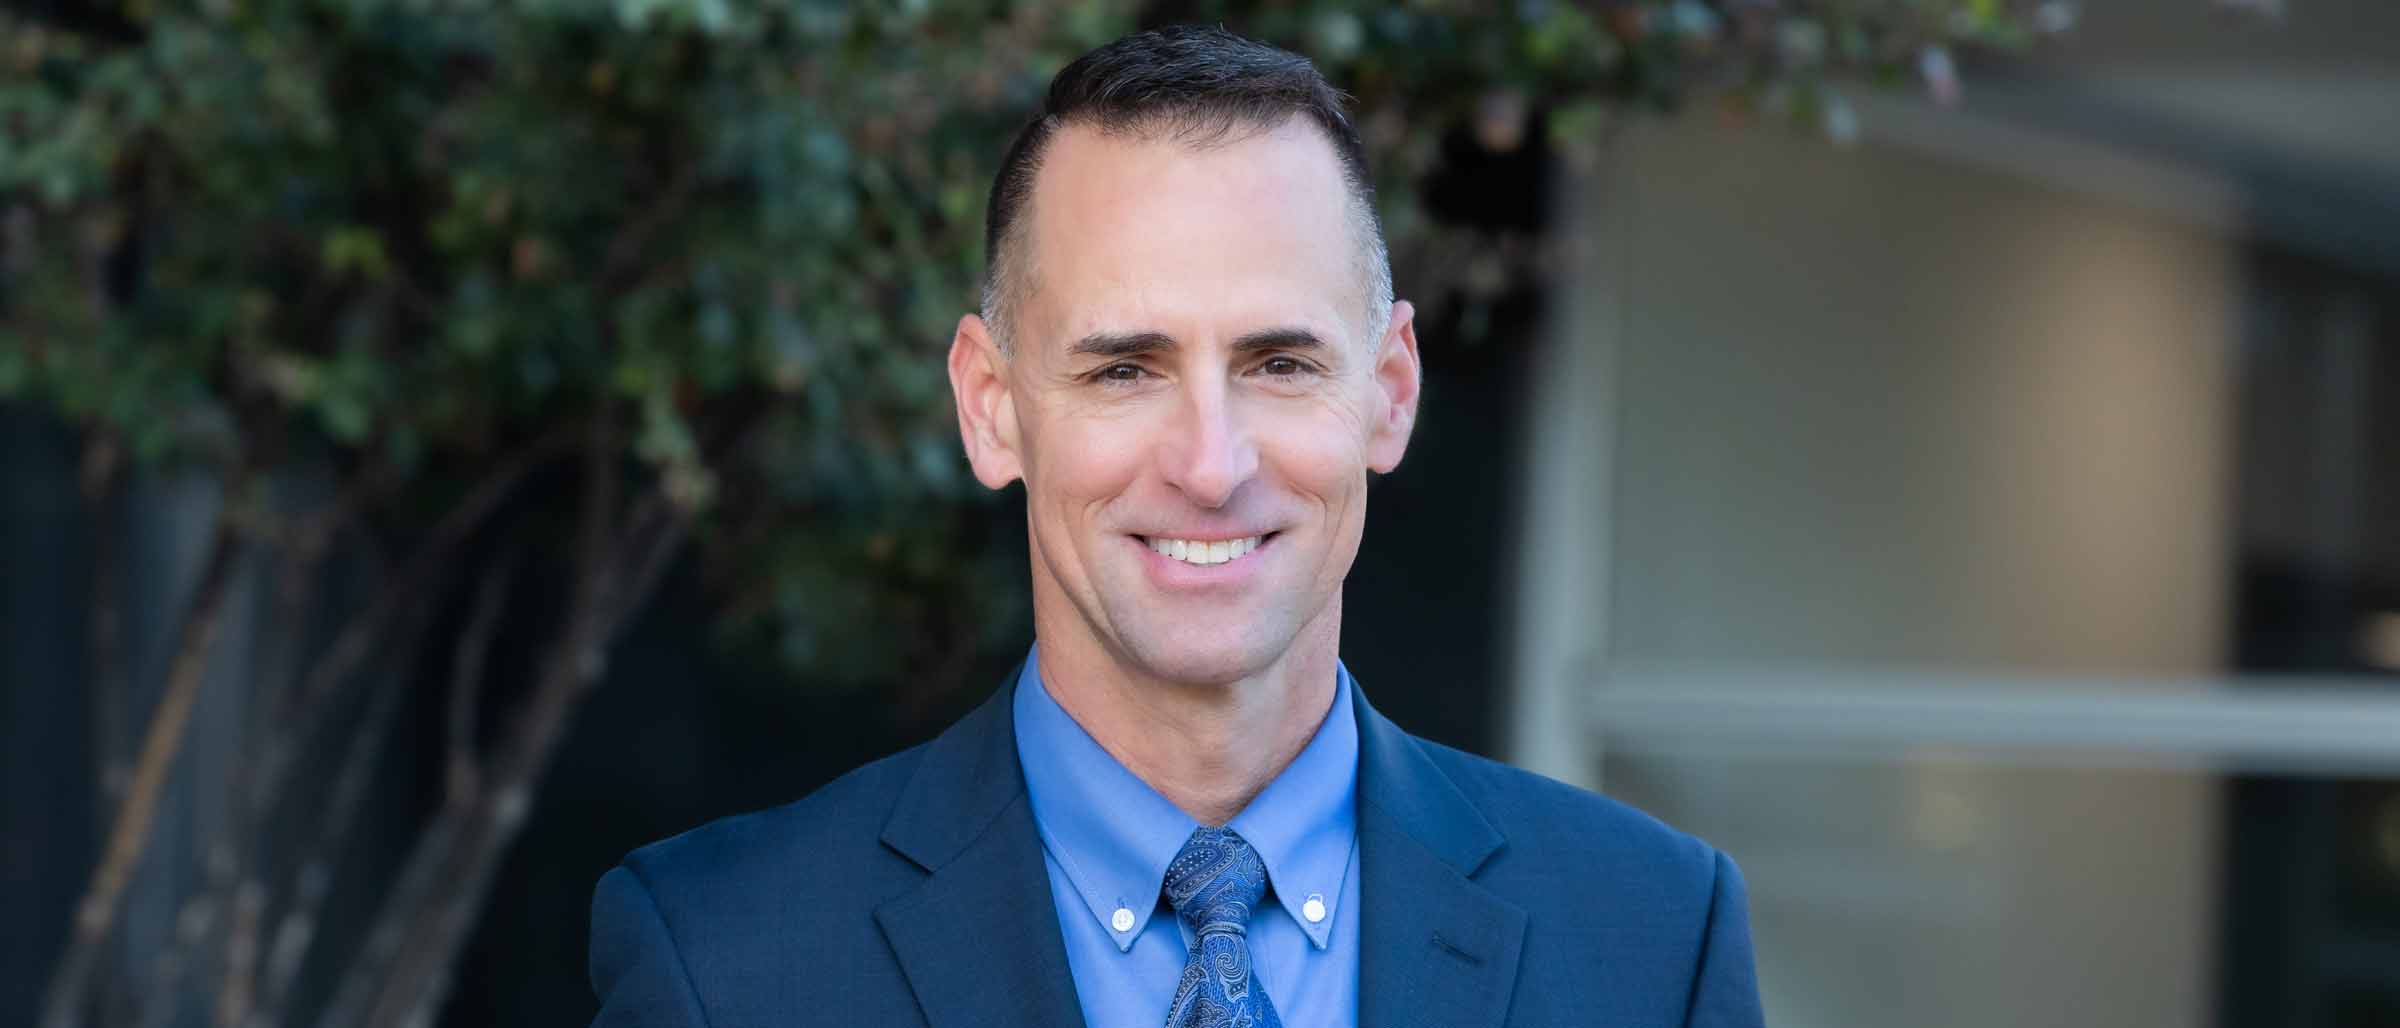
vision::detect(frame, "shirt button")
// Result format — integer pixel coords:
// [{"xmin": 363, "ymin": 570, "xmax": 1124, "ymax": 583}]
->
[
  {"xmin": 1302, "ymin": 894, "xmax": 1327, "ymax": 924},
  {"xmin": 1111, "ymin": 907, "xmax": 1136, "ymax": 933}
]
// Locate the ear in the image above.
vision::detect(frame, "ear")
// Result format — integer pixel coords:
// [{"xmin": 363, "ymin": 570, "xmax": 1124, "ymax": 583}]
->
[
  {"xmin": 948, "ymin": 313, "xmax": 1024, "ymax": 489},
  {"xmin": 1364, "ymin": 300, "xmax": 1422, "ymax": 474}
]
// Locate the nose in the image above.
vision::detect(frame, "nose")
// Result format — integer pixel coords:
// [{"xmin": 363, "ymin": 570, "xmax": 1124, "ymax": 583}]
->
[{"xmin": 1159, "ymin": 373, "xmax": 1258, "ymax": 509}]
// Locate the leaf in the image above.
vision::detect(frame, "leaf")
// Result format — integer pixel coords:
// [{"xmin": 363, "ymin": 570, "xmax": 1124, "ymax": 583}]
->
[
  {"xmin": 634, "ymin": 390, "xmax": 699, "ymax": 467},
  {"xmin": 322, "ymin": 227, "xmax": 392, "ymax": 279},
  {"xmin": 0, "ymin": 337, "xmax": 26, "ymax": 397},
  {"xmin": 319, "ymin": 391, "xmax": 373, "ymax": 443}
]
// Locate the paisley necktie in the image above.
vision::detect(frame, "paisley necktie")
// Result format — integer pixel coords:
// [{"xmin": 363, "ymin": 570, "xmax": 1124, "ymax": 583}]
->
[{"xmin": 1160, "ymin": 826, "xmax": 1284, "ymax": 1028}]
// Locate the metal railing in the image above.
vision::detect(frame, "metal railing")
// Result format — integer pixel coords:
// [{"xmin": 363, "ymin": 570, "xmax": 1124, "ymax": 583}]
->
[{"xmin": 1587, "ymin": 664, "xmax": 2400, "ymax": 775}]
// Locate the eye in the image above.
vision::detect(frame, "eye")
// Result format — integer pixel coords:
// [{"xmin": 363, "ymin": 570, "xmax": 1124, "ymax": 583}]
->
[
  {"xmin": 1097, "ymin": 362, "xmax": 1146, "ymax": 383},
  {"xmin": 1260, "ymin": 356, "xmax": 1307, "ymax": 377}
]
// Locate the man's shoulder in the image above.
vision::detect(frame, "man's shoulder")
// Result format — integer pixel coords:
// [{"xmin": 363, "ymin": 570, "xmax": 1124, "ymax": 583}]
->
[
  {"xmin": 1409, "ymin": 733, "xmax": 1722, "ymax": 886},
  {"xmin": 1387, "ymin": 733, "xmax": 1762, "ymax": 1023},
  {"xmin": 614, "ymin": 740, "xmax": 933, "ymax": 908}
]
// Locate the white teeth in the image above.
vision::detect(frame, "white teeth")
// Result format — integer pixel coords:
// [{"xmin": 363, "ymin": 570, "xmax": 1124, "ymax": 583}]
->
[{"xmin": 1147, "ymin": 534, "xmax": 1265, "ymax": 566}]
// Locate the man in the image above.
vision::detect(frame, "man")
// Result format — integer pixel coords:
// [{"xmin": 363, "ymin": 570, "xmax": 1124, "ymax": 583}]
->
[{"xmin": 590, "ymin": 26, "xmax": 1763, "ymax": 1028}]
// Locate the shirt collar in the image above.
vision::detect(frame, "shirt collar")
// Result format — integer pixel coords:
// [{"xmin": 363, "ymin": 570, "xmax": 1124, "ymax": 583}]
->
[{"xmin": 1011, "ymin": 645, "xmax": 1360, "ymax": 953}]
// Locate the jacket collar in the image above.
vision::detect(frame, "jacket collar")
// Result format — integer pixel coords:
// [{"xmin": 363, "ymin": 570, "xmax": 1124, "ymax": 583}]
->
[
  {"xmin": 1352, "ymin": 683, "xmax": 1528, "ymax": 1028},
  {"xmin": 1351, "ymin": 682, "xmax": 1506, "ymax": 874},
  {"xmin": 878, "ymin": 663, "xmax": 1032, "ymax": 874},
  {"xmin": 874, "ymin": 664, "xmax": 1090, "ymax": 1028},
  {"xmin": 873, "ymin": 661, "xmax": 1525, "ymax": 1028}
]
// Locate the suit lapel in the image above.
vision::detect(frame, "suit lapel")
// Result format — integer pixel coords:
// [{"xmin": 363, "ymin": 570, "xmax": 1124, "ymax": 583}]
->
[
  {"xmin": 1353, "ymin": 690, "xmax": 1528, "ymax": 1028},
  {"xmin": 868, "ymin": 666, "xmax": 1526, "ymax": 1028},
  {"xmin": 873, "ymin": 670, "xmax": 1088, "ymax": 1028}
]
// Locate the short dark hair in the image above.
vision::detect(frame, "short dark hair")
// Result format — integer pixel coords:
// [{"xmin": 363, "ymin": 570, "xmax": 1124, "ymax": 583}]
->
[{"xmin": 979, "ymin": 25, "xmax": 1393, "ymax": 351}]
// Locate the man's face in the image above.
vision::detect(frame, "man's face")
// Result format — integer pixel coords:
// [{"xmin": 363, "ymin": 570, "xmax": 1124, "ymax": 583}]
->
[{"xmin": 949, "ymin": 116, "xmax": 1421, "ymax": 686}]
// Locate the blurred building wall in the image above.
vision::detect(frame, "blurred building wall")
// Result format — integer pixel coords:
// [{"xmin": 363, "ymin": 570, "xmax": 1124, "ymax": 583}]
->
[{"xmin": 1511, "ymin": 108, "xmax": 2243, "ymax": 1028}]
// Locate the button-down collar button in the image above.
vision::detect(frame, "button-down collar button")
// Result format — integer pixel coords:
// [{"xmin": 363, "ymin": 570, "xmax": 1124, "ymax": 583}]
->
[
  {"xmin": 1111, "ymin": 907, "xmax": 1136, "ymax": 933},
  {"xmin": 1302, "ymin": 893, "xmax": 1327, "ymax": 924}
]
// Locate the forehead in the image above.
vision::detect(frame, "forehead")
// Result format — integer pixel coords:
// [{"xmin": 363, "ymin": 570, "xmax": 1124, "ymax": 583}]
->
[{"xmin": 1020, "ymin": 116, "xmax": 1359, "ymax": 348}]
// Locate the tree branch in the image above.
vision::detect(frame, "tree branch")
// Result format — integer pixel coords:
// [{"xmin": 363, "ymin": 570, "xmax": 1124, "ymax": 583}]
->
[
  {"xmin": 605, "ymin": 487, "xmax": 678, "ymax": 628},
  {"xmin": 446, "ymin": 549, "xmax": 520, "ymax": 806},
  {"xmin": 118, "ymin": 431, "xmax": 558, "ymax": 1028},
  {"xmin": 40, "ymin": 497, "xmax": 247, "ymax": 1028},
  {"xmin": 282, "ymin": 462, "xmax": 399, "ymax": 581},
  {"xmin": 352, "ymin": 515, "xmax": 692, "ymax": 1028},
  {"xmin": 245, "ymin": 583, "xmax": 443, "ymax": 1028},
  {"xmin": 245, "ymin": 424, "xmax": 575, "ymax": 825},
  {"xmin": 601, "ymin": 162, "xmax": 700, "ymax": 292},
  {"xmin": 202, "ymin": 469, "xmax": 390, "ymax": 1028},
  {"xmin": 318, "ymin": 408, "xmax": 633, "ymax": 1028},
  {"xmin": 125, "ymin": 459, "xmax": 379, "ymax": 1028},
  {"xmin": 78, "ymin": 430, "xmax": 130, "ymax": 826},
  {"xmin": 324, "ymin": 405, "xmax": 710, "ymax": 1028},
  {"xmin": 291, "ymin": 425, "xmax": 573, "ymax": 712}
]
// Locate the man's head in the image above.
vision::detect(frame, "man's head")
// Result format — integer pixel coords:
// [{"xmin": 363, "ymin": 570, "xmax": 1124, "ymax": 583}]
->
[
  {"xmin": 948, "ymin": 26, "xmax": 1422, "ymax": 687},
  {"xmin": 979, "ymin": 25, "xmax": 1394, "ymax": 354}
]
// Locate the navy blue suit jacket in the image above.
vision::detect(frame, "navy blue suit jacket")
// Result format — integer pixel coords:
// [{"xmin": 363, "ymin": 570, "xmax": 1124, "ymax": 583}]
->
[{"xmin": 589, "ymin": 672, "xmax": 1766, "ymax": 1027}]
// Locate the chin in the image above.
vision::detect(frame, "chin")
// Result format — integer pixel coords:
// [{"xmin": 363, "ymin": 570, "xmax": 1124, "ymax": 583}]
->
[{"xmin": 1118, "ymin": 630, "xmax": 1288, "ymax": 687}]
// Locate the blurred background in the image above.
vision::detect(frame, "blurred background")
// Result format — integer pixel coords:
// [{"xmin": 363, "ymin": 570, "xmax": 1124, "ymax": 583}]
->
[{"xmin": 4, "ymin": 1, "xmax": 2397, "ymax": 1027}]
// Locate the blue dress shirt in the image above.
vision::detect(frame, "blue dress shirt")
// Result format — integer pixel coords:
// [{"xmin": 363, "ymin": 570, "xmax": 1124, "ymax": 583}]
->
[{"xmin": 1012, "ymin": 647, "xmax": 1361, "ymax": 1028}]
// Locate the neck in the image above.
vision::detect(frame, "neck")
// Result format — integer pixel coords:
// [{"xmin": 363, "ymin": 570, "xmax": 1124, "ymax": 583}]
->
[{"xmin": 1032, "ymin": 597, "xmax": 1342, "ymax": 827}]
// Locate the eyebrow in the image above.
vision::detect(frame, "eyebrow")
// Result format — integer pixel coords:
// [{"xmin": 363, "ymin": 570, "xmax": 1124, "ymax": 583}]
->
[
  {"xmin": 1232, "ymin": 327, "xmax": 1328, "ymax": 354},
  {"xmin": 1068, "ymin": 331, "xmax": 1176, "ymax": 359},
  {"xmin": 1066, "ymin": 327, "xmax": 1329, "ymax": 359}
]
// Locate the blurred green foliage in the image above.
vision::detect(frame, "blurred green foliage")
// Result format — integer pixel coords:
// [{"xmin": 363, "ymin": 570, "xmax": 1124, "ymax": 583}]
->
[{"xmin": 0, "ymin": 0, "xmax": 2049, "ymax": 690}]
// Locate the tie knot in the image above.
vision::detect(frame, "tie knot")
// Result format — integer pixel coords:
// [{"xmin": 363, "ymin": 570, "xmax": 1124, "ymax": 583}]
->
[{"xmin": 1161, "ymin": 826, "xmax": 1269, "ymax": 936}]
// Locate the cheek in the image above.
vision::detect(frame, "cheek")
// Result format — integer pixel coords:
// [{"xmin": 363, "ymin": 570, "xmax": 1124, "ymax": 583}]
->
[
  {"xmin": 1258, "ymin": 407, "xmax": 1373, "ymax": 509},
  {"xmin": 1022, "ymin": 406, "xmax": 1154, "ymax": 522}
]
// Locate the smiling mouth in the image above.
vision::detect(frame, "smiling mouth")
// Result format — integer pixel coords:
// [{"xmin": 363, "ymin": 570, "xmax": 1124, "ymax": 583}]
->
[{"xmin": 1141, "ymin": 532, "xmax": 1277, "ymax": 566}]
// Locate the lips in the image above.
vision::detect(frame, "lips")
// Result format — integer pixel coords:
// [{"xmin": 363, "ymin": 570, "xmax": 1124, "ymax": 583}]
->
[{"xmin": 1139, "ymin": 532, "xmax": 1274, "ymax": 566}]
